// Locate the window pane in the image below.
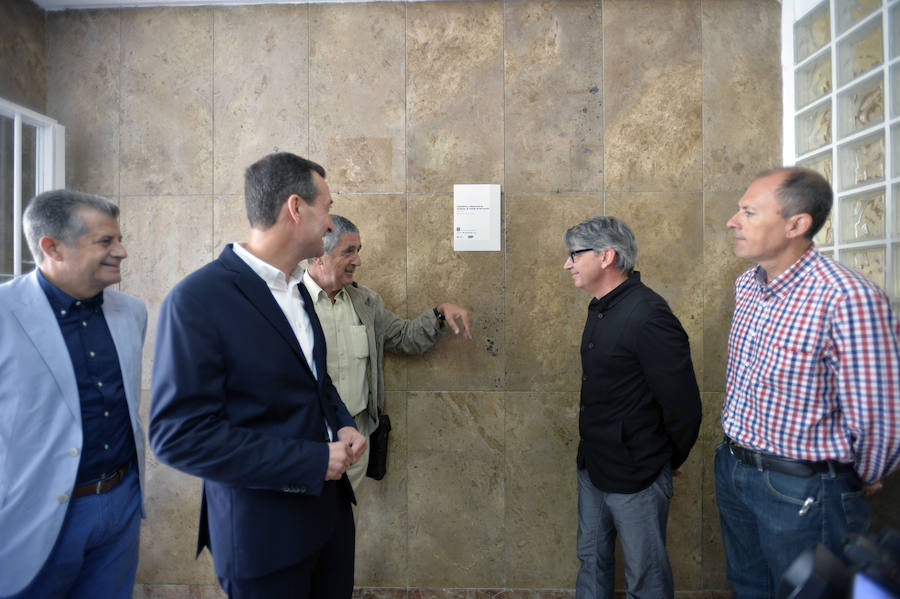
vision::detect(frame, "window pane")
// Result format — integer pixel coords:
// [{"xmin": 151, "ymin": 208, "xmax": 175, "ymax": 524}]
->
[
  {"xmin": 837, "ymin": 73, "xmax": 883, "ymax": 138},
  {"xmin": 894, "ymin": 64, "xmax": 900, "ymax": 116},
  {"xmin": 840, "ymin": 246, "xmax": 886, "ymax": 289},
  {"xmin": 838, "ymin": 131, "xmax": 884, "ymax": 190},
  {"xmin": 815, "ymin": 212, "xmax": 835, "ymax": 246},
  {"xmin": 22, "ymin": 124, "xmax": 36, "ymax": 271},
  {"xmin": 796, "ymin": 101, "xmax": 832, "ymax": 155},
  {"xmin": 891, "ymin": 2, "xmax": 900, "ymax": 59},
  {"xmin": 837, "ymin": 18, "xmax": 883, "ymax": 86},
  {"xmin": 894, "ymin": 183, "xmax": 900, "ymax": 235},
  {"xmin": 798, "ymin": 149, "xmax": 834, "ymax": 182},
  {"xmin": 894, "ymin": 243, "xmax": 900, "ymax": 297},
  {"xmin": 795, "ymin": 2, "xmax": 831, "ymax": 62},
  {"xmin": 838, "ymin": 188, "xmax": 885, "ymax": 242},
  {"xmin": 0, "ymin": 115, "xmax": 12, "ymax": 278},
  {"xmin": 796, "ymin": 52, "xmax": 832, "ymax": 109},
  {"xmin": 836, "ymin": 0, "xmax": 882, "ymax": 35}
]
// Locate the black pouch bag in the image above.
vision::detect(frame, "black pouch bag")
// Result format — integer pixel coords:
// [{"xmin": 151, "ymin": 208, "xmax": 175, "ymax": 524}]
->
[{"xmin": 366, "ymin": 414, "xmax": 392, "ymax": 480}]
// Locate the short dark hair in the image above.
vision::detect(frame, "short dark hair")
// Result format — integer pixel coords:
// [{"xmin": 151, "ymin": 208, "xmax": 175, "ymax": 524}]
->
[
  {"xmin": 244, "ymin": 152, "xmax": 326, "ymax": 229},
  {"xmin": 763, "ymin": 167, "xmax": 833, "ymax": 240},
  {"xmin": 23, "ymin": 190, "xmax": 119, "ymax": 265}
]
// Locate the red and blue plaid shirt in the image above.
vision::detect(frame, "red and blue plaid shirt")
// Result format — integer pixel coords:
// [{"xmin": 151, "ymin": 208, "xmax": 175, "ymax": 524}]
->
[{"xmin": 723, "ymin": 245, "xmax": 900, "ymax": 483}]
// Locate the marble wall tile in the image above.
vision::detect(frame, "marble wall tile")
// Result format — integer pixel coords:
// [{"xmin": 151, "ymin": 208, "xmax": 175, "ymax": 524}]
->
[
  {"xmin": 356, "ymin": 391, "xmax": 408, "ymax": 587},
  {"xmin": 505, "ymin": 193, "xmax": 602, "ymax": 391},
  {"xmin": 120, "ymin": 8, "xmax": 213, "ymax": 196},
  {"xmin": 119, "ymin": 195, "xmax": 214, "ymax": 389},
  {"xmin": 213, "ymin": 6, "xmax": 309, "ymax": 195},
  {"xmin": 212, "ymin": 194, "xmax": 245, "ymax": 257},
  {"xmin": 133, "ymin": 583, "xmax": 225, "ymax": 598},
  {"xmin": 669, "ymin": 446, "xmax": 702, "ymax": 588},
  {"xmin": 46, "ymin": 10, "xmax": 120, "ymax": 196},
  {"xmin": 407, "ymin": 194, "xmax": 504, "ymax": 390},
  {"xmin": 702, "ymin": 191, "xmax": 749, "ymax": 392},
  {"xmin": 603, "ymin": 0, "xmax": 701, "ymax": 191},
  {"xmin": 504, "ymin": 0, "xmax": 603, "ymax": 193},
  {"xmin": 702, "ymin": 0, "xmax": 782, "ymax": 192},
  {"xmin": 407, "ymin": 2, "xmax": 504, "ymax": 192},
  {"xmin": 309, "ymin": 3, "xmax": 405, "ymax": 194},
  {"xmin": 700, "ymin": 392, "xmax": 729, "ymax": 590},
  {"xmin": 605, "ymin": 192, "xmax": 704, "ymax": 385},
  {"xmin": 137, "ymin": 390, "xmax": 218, "ymax": 584},
  {"xmin": 407, "ymin": 391, "xmax": 505, "ymax": 587},
  {"xmin": 505, "ymin": 391, "xmax": 580, "ymax": 587},
  {"xmin": 0, "ymin": 0, "xmax": 45, "ymax": 113}
]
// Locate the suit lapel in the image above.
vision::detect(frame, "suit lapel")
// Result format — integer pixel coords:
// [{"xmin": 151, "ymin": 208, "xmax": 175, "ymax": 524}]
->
[
  {"xmin": 102, "ymin": 293, "xmax": 136, "ymax": 401},
  {"xmin": 10, "ymin": 271, "xmax": 81, "ymax": 422},
  {"xmin": 222, "ymin": 246, "xmax": 311, "ymax": 377}
]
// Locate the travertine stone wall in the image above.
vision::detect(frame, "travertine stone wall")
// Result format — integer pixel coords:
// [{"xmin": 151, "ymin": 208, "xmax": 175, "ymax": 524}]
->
[
  {"xmin": 38, "ymin": 0, "xmax": 788, "ymax": 596},
  {"xmin": 0, "ymin": 0, "xmax": 44, "ymax": 112}
]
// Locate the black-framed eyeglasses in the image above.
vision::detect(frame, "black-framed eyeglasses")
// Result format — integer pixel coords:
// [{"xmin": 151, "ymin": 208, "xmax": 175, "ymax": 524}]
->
[{"xmin": 568, "ymin": 248, "xmax": 593, "ymax": 262}]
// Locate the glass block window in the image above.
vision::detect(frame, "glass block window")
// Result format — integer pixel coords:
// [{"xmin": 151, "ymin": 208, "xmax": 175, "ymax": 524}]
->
[
  {"xmin": 784, "ymin": 0, "xmax": 898, "ymax": 313},
  {"xmin": 0, "ymin": 98, "xmax": 65, "ymax": 283}
]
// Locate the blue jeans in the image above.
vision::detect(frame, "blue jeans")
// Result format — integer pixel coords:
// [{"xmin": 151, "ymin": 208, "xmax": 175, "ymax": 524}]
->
[
  {"xmin": 714, "ymin": 441, "xmax": 869, "ymax": 599},
  {"xmin": 576, "ymin": 465, "xmax": 674, "ymax": 599},
  {"xmin": 11, "ymin": 467, "xmax": 141, "ymax": 599}
]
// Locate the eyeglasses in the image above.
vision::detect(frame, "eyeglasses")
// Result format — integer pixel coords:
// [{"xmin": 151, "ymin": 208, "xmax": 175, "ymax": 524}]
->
[{"xmin": 568, "ymin": 248, "xmax": 594, "ymax": 262}]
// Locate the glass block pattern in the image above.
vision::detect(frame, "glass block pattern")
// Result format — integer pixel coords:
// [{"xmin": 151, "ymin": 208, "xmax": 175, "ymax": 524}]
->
[
  {"xmin": 837, "ymin": 18, "xmax": 883, "ymax": 86},
  {"xmin": 839, "ymin": 188, "xmax": 885, "ymax": 242},
  {"xmin": 841, "ymin": 245, "xmax": 886, "ymax": 288},
  {"xmin": 795, "ymin": 2, "xmax": 831, "ymax": 62},
  {"xmin": 838, "ymin": 132, "xmax": 884, "ymax": 190},
  {"xmin": 837, "ymin": 74, "xmax": 883, "ymax": 138}
]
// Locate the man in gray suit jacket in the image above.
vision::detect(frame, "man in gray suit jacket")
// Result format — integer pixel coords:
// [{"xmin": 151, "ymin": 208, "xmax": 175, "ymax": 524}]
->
[
  {"xmin": 303, "ymin": 214, "xmax": 472, "ymax": 493},
  {"xmin": 0, "ymin": 190, "xmax": 147, "ymax": 599}
]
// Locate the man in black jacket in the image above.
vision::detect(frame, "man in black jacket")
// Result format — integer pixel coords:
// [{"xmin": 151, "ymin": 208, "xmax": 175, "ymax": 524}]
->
[{"xmin": 563, "ymin": 216, "xmax": 701, "ymax": 599}]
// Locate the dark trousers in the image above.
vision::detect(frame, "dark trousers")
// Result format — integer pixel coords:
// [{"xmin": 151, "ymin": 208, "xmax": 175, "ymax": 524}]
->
[{"xmin": 218, "ymin": 484, "xmax": 356, "ymax": 599}]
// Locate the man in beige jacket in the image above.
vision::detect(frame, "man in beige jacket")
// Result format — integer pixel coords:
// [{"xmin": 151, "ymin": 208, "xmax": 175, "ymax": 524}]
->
[{"xmin": 303, "ymin": 215, "xmax": 472, "ymax": 493}]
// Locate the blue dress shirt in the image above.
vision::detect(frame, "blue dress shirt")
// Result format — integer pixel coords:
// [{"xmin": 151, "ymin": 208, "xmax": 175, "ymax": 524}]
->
[{"xmin": 37, "ymin": 269, "xmax": 135, "ymax": 484}]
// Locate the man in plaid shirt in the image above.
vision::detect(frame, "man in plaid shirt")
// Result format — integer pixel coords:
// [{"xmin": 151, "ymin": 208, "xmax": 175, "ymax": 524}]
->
[{"xmin": 715, "ymin": 167, "xmax": 900, "ymax": 598}]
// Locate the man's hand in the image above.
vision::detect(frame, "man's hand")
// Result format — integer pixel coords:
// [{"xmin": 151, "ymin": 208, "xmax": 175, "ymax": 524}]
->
[
  {"xmin": 436, "ymin": 302, "xmax": 473, "ymax": 340},
  {"xmin": 326, "ymin": 440, "xmax": 352, "ymax": 481},
  {"xmin": 337, "ymin": 426, "xmax": 367, "ymax": 465},
  {"xmin": 863, "ymin": 480, "xmax": 883, "ymax": 496}
]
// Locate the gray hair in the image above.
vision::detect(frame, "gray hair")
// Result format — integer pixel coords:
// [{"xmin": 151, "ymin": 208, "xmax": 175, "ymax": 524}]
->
[
  {"xmin": 24, "ymin": 190, "xmax": 120, "ymax": 265},
  {"xmin": 759, "ymin": 167, "xmax": 833, "ymax": 240},
  {"xmin": 321, "ymin": 214, "xmax": 359, "ymax": 255},
  {"xmin": 563, "ymin": 216, "xmax": 638, "ymax": 275}
]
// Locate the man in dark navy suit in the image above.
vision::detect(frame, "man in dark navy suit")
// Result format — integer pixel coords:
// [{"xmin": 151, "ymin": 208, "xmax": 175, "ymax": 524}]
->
[{"xmin": 149, "ymin": 152, "xmax": 366, "ymax": 598}]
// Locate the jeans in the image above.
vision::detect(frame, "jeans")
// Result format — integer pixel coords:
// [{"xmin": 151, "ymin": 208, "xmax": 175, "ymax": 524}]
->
[
  {"xmin": 11, "ymin": 467, "xmax": 141, "ymax": 599},
  {"xmin": 714, "ymin": 441, "xmax": 869, "ymax": 599},
  {"xmin": 576, "ymin": 465, "xmax": 674, "ymax": 599}
]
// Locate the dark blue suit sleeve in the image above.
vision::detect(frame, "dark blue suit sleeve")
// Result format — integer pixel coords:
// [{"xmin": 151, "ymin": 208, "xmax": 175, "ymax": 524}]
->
[{"xmin": 149, "ymin": 286, "xmax": 330, "ymax": 496}]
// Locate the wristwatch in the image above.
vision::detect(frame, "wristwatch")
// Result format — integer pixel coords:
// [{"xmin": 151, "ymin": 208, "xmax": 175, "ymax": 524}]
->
[{"xmin": 433, "ymin": 307, "xmax": 445, "ymax": 321}]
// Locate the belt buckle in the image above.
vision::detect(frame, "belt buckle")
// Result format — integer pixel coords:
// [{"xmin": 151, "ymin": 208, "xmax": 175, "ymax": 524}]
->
[{"xmin": 95, "ymin": 480, "xmax": 104, "ymax": 495}]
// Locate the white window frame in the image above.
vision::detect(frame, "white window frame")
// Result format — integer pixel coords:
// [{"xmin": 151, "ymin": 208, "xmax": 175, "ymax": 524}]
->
[
  {"xmin": 0, "ymin": 97, "xmax": 65, "ymax": 278},
  {"xmin": 782, "ymin": 0, "xmax": 899, "ymax": 312}
]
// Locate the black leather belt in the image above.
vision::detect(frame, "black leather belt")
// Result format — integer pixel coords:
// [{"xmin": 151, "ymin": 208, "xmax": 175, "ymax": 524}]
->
[
  {"xmin": 72, "ymin": 462, "xmax": 130, "ymax": 498},
  {"xmin": 724, "ymin": 437, "xmax": 855, "ymax": 478}
]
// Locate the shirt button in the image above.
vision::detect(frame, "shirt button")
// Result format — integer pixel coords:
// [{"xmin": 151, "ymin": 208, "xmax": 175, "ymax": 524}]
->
[
  {"xmin": 69, "ymin": 447, "xmax": 79, "ymax": 456},
  {"xmin": 60, "ymin": 310, "xmax": 66, "ymax": 316},
  {"xmin": 104, "ymin": 444, "xmax": 109, "ymax": 450},
  {"xmin": 587, "ymin": 342, "xmax": 594, "ymax": 349},
  {"xmin": 82, "ymin": 321, "xmax": 87, "ymax": 327},
  {"xmin": 597, "ymin": 313, "xmax": 604, "ymax": 320},
  {"xmin": 104, "ymin": 411, "xmax": 109, "ymax": 417},
  {"xmin": 75, "ymin": 301, "xmax": 81, "ymax": 306},
  {"xmin": 89, "ymin": 351, "xmax": 96, "ymax": 358},
  {"xmin": 97, "ymin": 381, "xmax": 103, "ymax": 388},
  {"xmin": 582, "ymin": 375, "xmax": 588, "ymax": 382},
  {"xmin": 58, "ymin": 494, "xmax": 68, "ymax": 503}
]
